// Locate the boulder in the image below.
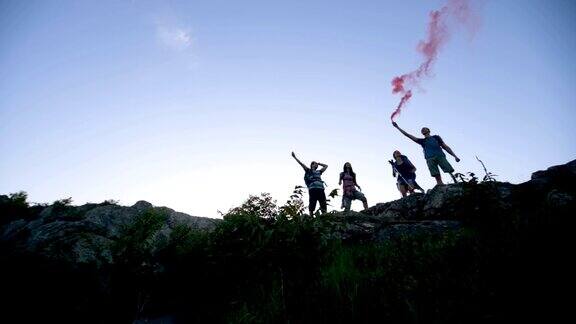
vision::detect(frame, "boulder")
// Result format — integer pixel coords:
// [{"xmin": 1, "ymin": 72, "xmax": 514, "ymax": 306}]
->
[{"xmin": 1, "ymin": 200, "xmax": 219, "ymax": 265}]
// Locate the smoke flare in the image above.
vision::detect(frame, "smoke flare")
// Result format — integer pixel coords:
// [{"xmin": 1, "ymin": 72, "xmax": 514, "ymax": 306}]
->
[{"xmin": 390, "ymin": 0, "xmax": 478, "ymax": 121}]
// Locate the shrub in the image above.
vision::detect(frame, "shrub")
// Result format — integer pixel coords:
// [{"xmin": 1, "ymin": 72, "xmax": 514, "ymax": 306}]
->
[{"xmin": 0, "ymin": 191, "xmax": 32, "ymax": 225}]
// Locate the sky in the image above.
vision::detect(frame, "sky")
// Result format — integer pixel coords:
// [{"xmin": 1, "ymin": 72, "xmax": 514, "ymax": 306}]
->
[{"xmin": 1, "ymin": 0, "xmax": 575, "ymax": 218}]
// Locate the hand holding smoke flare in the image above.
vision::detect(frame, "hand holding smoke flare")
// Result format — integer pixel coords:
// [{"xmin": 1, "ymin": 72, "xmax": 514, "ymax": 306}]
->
[{"xmin": 390, "ymin": 0, "xmax": 479, "ymax": 121}]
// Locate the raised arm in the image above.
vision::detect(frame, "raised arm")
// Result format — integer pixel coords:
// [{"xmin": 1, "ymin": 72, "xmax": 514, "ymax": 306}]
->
[
  {"xmin": 317, "ymin": 162, "xmax": 328, "ymax": 172},
  {"xmin": 291, "ymin": 152, "xmax": 309, "ymax": 171},
  {"xmin": 392, "ymin": 122, "xmax": 420, "ymax": 143},
  {"xmin": 440, "ymin": 143, "xmax": 461, "ymax": 162}
]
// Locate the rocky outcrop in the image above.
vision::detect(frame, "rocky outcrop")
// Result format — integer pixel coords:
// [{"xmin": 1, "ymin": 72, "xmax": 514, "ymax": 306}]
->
[
  {"xmin": 0, "ymin": 200, "xmax": 219, "ymax": 265},
  {"xmin": 1, "ymin": 160, "xmax": 574, "ymax": 323},
  {"xmin": 2, "ymin": 159, "xmax": 575, "ymax": 266},
  {"xmin": 324, "ymin": 159, "xmax": 575, "ymax": 242}
]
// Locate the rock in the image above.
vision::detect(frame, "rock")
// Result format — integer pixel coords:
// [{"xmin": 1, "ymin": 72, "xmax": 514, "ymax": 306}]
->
[
  {"xmin": 530, "ymin": 159, "xmax": 576, "ymax": 192},
  {"xmin": 83, "ymin": 205, "xmax": 137, "ymax": 238},
  {"xmin": 132, "ymin": 200, "xmax": 154, "ymax": 212},
  {"xmin": 364, "ymin": 193, "xmax": 426, "ymax": 221},
  {"xmin": 1, "ymin": 219, "xmax": 28, "ymax": 241},
  {"xmin": 531, "ymin": 159, "xmax": 576, "ymax": 181},
  {"xmin": 327, "ymin": 159, "xmax": 575, "ymax": 241},
  {"xmin": 546, "ymin": 190, "xmax": 574, "ymax": 209},
  {"xmin": 326, "ymin": 210, "xmax": 463, "ymax": 243},
  {"xmin": 0, "ymin": 199, "xmax": 220, "ymax": 266},
  {"xmin": 374, "ymin": 220, "xmax": 462, "ymax": 242},
  {"xmin": 1, "ymin": 159, "xmax": 575, "ymax": 268}
]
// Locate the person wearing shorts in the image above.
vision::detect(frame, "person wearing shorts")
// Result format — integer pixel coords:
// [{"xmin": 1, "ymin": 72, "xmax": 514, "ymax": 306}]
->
[
  {"xmin": 392, "ymin": 122, "xmax": 461, "ymax": 185},
  {"xmin": 391, "ymin": 150, "xmax": 424, "ymax": 197},
  {"xmin": 291, "ymin": 151, "xmax": 328, "ymax": 216},
  {"xmin": 339, "ymin": 162, "xmax": 368, "ymax": 211}
]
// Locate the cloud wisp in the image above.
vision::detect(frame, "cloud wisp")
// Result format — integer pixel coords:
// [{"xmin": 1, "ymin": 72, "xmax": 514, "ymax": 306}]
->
[{"xmin": 156, "ymin": 25, "xmax": 193, "ymax": 51}]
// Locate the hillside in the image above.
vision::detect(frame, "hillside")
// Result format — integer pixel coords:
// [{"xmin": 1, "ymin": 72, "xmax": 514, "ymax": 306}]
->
[{"xmin": 1, "ymin": 159, "xmax": 574, "ymax": 323}]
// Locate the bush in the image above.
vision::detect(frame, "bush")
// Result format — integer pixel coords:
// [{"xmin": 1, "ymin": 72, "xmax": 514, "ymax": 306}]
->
[
  {"xmin": 0, "ymin": 191, "xmax": 32, "ymax": 225},
  {"xmin": 112, "ymin": 209, "xmax": 167, "ymax": 266}
]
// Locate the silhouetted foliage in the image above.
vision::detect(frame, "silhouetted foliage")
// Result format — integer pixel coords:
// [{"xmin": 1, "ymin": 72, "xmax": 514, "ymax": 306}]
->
[
  {"xmin": 0, "ymin": 191, "xmax": 35, "ymax": 225},
  {"xmin": 454, "ymin": 171, "xmax": 479, "ymax": 183},
  {"xmin": 101, "ymin": 199, "xmax": 120, "ymax": 206},
  {"xmin": 328, "ymin": 188, "xmax": 339, "ymax": 198},
  {"xmin": 280, "ymin": 186, "xmax": 306, "ymax": 219},
  {"xmin": 476, "ymin": 156, "xmax": 498, "ymax": 182},
  {"xmin": 53, "ymin": 197, "xmax": 73, "ymax": 207},
  {"xmin": 455, "ymin": 156, "xmax": 498, "ymax": 184},
  {"xmin": 1, "ymin": 172, "xmax": 571, "ymax": 324},
  {"xmin": 112, "ymin": 209, "xmax": 167, "ymax": 265}
]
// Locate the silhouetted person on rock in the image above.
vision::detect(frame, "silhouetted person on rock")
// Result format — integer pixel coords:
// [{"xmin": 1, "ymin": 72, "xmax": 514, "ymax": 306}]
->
[
  {"xmin": 291, "ymin": 151, "xmax": 328, "ymax": 216},
  {"xmin": 390, "ymin": 150, "xmax": 424, "ymax": 197},
  {"xmin": 392, "ymin": 122, "xmax": 460, "ymax": 185},
  {"xmin": 339, "ymin": 162, "xmax": 369, "ymax": 211}
]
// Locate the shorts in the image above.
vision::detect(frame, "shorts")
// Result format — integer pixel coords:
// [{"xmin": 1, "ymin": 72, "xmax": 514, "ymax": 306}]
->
[
  {"xmin": 309, "ymin": 188, "xmax": 327, "ymax": 213},
  {"xmin": 342, "ymin": 190, "xmax": 366, "ymax": 211},
  {"xmin": 397, "ymin": 173, "xmax": 416, "ymax": 186},
  {"xmin": 426, "ymin": 155, "xmax": 454, "ymax": 177}
]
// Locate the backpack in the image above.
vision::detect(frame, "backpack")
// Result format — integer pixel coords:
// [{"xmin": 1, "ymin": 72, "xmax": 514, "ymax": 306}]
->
[{"xmin": 304, "ymin": 169, "xmax": 323, "ymax": 187}]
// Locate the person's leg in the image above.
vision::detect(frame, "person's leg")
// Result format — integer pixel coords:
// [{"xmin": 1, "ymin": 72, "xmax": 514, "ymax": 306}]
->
[
  {"xmin": 398, "ymin": 184, "xmax": 408, "ymax": 197},
  {"xmin": 343, "ymin": 196, "xmax": 352, "ymax": 212},
  {"xmin": 434, "ymin": 175, "xmax": 443, "ymax": 185},
  {"xmin": 359, "ymin": 193, "xmax": 368, "ymax": 209},
  {"xmin": 404, "ymin": 178, "xmax": 414, "ymax": 195},
  {"xmin": 407, "ymin": 177, "xmax": 422, "ymax": 193},
  {"xmin": 318, "ymin": 190, "xmax": 327, "ymax": 214},
  {"xmin": 353, "ymin": 191, "xmax": 368, "ymax": 209},
  {"xmin": 437, "ymin": 156, "xmax": 456, "ymax": 183},
  {"xmin": 427, "ymin": 157, "xmax": 443, "ymax": 185},
  {"xmin": 309, "ymin": 189, "xmax": 318, "ymax": 216}
]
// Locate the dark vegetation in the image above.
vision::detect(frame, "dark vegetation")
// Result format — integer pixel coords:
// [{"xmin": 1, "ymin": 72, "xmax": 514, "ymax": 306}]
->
[{"xmin": 1, "ymin": 160, "xmax": 574, "ymax": 323}]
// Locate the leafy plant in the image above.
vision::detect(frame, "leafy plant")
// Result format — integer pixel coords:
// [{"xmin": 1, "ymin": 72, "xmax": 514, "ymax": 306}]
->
[
  {"xmin": 8, "ymin": 191, "xmax": 29, "ymax": 207},
  {"xmin": 328, "ymin": 188, "xmax": 339, "ymax": 198},
  {"xmin": 53, "ymin": 197, "xmax": 73, "ymax": 207},
  {"xmin": 279, "ymin": 186, "xmax": 306, "ymax": 219},
  {"xmin": 112, "ymin": 209, "xmax": 167, "ymax": 264},
  {"xmin": 220, "ymin": 192, "xmax": 279, "ymax": 220},
  {"xmin": 454, "ymin": 172, "xmax": 478, "ymax": 184},
  {"xmin": 455, "ymin": 157, "xmax": 498, "ymax": 184},
  {"xmin": 101, "ymin": 199, "xmax": 119, "ymax": 206},
  {"xmin": 0, "ymin": 191, "xmax": 32, "ymax": 225},
  {"xmin": 476, "ymin": 156, "xmax": 498, "ymax": 182},
  {"xmin": 110, "ymin": 209, "xmax": 169, "ymax": 321}
]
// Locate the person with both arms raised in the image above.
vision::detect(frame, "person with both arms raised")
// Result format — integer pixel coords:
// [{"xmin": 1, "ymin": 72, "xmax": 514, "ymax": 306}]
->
[
  {"xmin": 291, "ymin": 151, "xmax": 328, "ymax": 216},
  {"xmin": 392, "ymin": 122, "xmax": 460, "ymax": 185}
]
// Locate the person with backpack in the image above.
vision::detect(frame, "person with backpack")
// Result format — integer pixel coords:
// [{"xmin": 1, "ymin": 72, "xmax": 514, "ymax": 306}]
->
[
  {"xmin": 339, "ymin": 162, "xmax": 369, "ymax": 211},
  {"xmin": 291, "ymin": 151, "xmax": 328, "ymax": 216},
  {"xmin": 392, "ymin": 122, "xmax": 460, "ymax": 185},
  {"xmin": 389, "ymin": 150, "xmax": 424, "ymax": 197}
]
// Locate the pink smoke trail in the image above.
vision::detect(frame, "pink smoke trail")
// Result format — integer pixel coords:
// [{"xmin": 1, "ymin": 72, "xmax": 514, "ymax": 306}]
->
[{"xmin": 390, "ymin": 0, "xmax": 479, "ymax": 121}]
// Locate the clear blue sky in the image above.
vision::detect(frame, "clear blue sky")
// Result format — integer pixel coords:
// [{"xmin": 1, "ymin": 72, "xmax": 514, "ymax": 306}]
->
[{"xmin": 1, "ymin": 0, "xmax": 575, "ymax": 217}]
